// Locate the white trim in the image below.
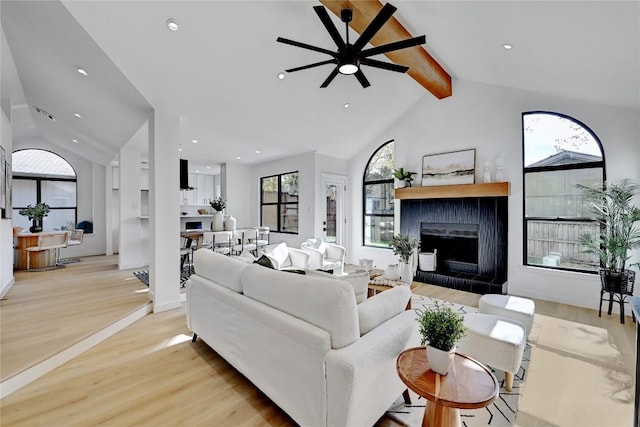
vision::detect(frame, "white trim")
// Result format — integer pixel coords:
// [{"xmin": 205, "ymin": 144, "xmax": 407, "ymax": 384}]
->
[
  {"xmin": 0, "ymin": 303, "xmax": 152, "ymax": 399},
  {"xmin": 153, "ymin": 299, "xmax": 182, "ymax": 313}
]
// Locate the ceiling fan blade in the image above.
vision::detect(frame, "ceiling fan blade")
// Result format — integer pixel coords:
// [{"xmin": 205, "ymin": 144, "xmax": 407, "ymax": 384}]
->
[
  {"xmin": 352, "ymin": 3, "xmax": 397, "ymax": 51},
  {"xmin": 276, "ymin": 37, "xmax": 337, "ymax": 57},
  {"xmin": 286, "ymin": 59, "xmax": 337, "ymax": 73},
  {"xmin": 354, "ymin": 70, "xmax": 371, "ymax": 88},
  {"xmin": 313, "ymin": 6, "xmax": 346, "ymax": 50},
  {"xmin": 320, "ymin": 68, "xmax": 339, "ymax": 88},
  {"xmin": 360, "ymin": 58, "xmax": 409, "ymax": 73},
  {"xmin": 361, "ymin": 35, "xmax": 426, "ymax": 58}
]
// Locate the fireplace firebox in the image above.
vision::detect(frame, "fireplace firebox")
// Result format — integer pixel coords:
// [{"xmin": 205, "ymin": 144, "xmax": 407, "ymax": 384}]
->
[{"xmin": 420, "ymin": 223, "xmax": 478, "ymax": 275}]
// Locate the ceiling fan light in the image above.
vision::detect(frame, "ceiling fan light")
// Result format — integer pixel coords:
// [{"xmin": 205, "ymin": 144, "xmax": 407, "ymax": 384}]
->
[{"xmin": 338, "ymin": 61, "xmax": 359, "ymax": 75}]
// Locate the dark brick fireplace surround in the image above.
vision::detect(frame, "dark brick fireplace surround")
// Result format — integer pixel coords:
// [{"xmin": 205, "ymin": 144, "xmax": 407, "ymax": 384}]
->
[{"xmin": 400, "ymin": 195, "xmax": 508, "ymax": 294}]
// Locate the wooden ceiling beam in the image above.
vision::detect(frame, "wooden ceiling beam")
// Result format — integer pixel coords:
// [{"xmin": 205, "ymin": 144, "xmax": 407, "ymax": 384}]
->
[{"xmin": 319, "ymin": 0, "xmax": 452, "ymax": 99}]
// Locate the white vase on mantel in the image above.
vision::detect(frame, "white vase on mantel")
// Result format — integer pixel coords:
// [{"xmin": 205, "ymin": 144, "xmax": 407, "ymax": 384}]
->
[{"xmin": 212, "ymin": 211, "xmax": 224, "ymax": 231}]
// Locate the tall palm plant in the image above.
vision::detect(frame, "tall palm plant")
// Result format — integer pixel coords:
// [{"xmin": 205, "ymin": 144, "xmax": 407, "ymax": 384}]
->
[{"xmin": 578, "ymin": 179, "xmax": 640, "ymax": 273}]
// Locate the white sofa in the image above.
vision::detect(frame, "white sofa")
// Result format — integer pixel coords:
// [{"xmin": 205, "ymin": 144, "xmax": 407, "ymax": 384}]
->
[
  {"xmin": 300, "ymin": 237, "xmax": 346, "ymax": 275},
  {"xmin": 186, "ymin": 249, "xmax": 419, "ymax": 427}
]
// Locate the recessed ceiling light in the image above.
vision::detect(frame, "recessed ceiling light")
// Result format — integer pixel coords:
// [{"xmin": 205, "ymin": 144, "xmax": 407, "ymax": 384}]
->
[
  {"xmin": 503, "ymin": 44, "xmax": 513, "ymax": 50},
  {"xmin": 344, "ymin": 103, "xmax": 350, "ymax": 109},
  {"xmin": 77, "ymin": 68, "xmax": 88, "ymax": 76},
  {"xmin": 236, "ymin": 156, "xmax": 241, "ymax": 160},
  {"xmin": 206, "ymin": 166, "xmax": 211, "ymax": 169},
  {"xmin": 72, "ymin": 139, "xmax": 78, "ymax": 143},
  {"xmin": 277, "ymin": 72, "xmax": 285, "ymax": 80},
  {"xmin": 166, "ymin": 18, "xmax": 179, "ymax": 31},
  {"xmin": 255, "ymin": 150, "xmax": 261, "ymax": 154},
  {"xmin": 73, "ymin": 112, "xmax": 82, "ymax": 118},
  {"xmin": 178, "ymin": 146, "xmax": 183, "ymax": 152},
  {"xmin": 195, "ymin": 169, "xmax": 199, "ymax": 173},
  {"xmin": 191, "ymin": 139, "xmax": 198, "ymax": 143}
]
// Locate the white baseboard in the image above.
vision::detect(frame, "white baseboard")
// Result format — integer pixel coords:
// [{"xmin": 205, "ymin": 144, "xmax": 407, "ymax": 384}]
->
[
  {"xmin": 118, "ymin": 261, "xmax": 149, "ymax": 270},
  {"xmin": 0, "ymin": 277, "xmax": 15, "ymax": 299},
  {"xmin": 0, "ymin": 302, "xmax": 153, "ymax": 399},
  {"xmin": 153, "ymin": 299, "xmax": 182, "ymax": 313}
]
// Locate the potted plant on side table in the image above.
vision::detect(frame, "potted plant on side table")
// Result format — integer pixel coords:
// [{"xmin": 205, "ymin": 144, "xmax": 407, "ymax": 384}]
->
[
  {"xmin": 18, "ymin": 202, "xmax": 50, "ymax": 232},
  {"xmin": 417, "ymin": 301, "xmax": 466, "ymax": 375},
  {"xmin": 578, "ymin": 179, "xmax": 640, "ymax": 322},
  {"xmin": 390, "ymin": 234, "xmax": 419, "ymax": 284}
]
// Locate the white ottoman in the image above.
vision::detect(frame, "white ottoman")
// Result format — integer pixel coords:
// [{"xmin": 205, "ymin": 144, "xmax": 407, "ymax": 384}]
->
[
  {"xmin": 479, "ymin": 294, "xmax": 535, "ymax": 337},
  {"xmin": 457, "ymin": 313, "xmax": 526, "ymax": 391}
]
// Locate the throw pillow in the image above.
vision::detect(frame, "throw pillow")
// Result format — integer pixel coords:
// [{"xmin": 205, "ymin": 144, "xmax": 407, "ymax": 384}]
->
[
  {"xmin": 264, "ymin": 242, "xmax": 291, "ymax": 269},
  {"xmin": 254, "ymin": 255, "xmax": 274, "ymax": 269}
]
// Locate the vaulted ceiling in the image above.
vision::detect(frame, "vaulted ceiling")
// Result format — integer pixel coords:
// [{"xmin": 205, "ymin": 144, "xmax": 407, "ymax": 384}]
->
[{"xmin": 2, "ymin": 1, "xmax": 638, "ymax": 168}]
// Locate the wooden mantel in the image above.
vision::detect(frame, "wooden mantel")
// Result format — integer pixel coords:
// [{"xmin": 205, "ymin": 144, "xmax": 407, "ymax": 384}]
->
[{"xmin": 395, "ymin": 182, "xmax": 511, "ymax": 200}]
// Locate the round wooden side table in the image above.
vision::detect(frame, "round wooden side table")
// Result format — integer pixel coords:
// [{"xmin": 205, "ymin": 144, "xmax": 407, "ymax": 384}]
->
[{"xmin": 396, "ymin": 347, "xmax": 499, "ymax": 427}]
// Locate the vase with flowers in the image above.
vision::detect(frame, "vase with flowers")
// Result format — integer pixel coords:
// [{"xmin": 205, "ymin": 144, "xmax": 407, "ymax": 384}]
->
[
  {"xmin": 209, "ymin": 197, "xmax": 227, "ymax": 231},
  {"xmin": 18, "ymin": 202, "xmax": 50, "ymax": 233}
]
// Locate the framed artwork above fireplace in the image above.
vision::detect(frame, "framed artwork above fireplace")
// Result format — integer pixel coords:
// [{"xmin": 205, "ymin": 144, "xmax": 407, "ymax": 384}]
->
[{"xmin": 422, "ymin": 149, "xmax": 475, "ymax": 186}]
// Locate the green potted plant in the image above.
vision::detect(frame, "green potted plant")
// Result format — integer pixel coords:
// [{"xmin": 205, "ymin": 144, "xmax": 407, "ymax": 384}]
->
[
  {"xmin": 393, "ymin": 167, "xmax": 417, "ymax": 188},
  {"xmin": 18, "ymin": 202, "xmax": 50, "ymax": 232},
  {"xmin": 209, "ymin": 197, "xmax": 227, "ymax": 231},
  {"xmin": 390, "ymin": 234, "xmax": 419, "ymax": 283},
  {"xmin": 417, "ymin": 301, "xmax": 466, "ymax": 375},
  {"xmin": 578, "ymin": 179, "xmax": 640, "ymax": 304}
]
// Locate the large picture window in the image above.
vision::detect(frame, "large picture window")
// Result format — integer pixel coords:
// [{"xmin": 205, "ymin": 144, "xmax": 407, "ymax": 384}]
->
[
  {"xmin": 363, "ymin": 140, "xmax": 394, "ymax": 247},
  {"xmin": 260, "ymin": 171, "xmax": 299, "ymax": 234},
  {"xmin": 12, "ymin": 149, "xmax": 78, "ymax": 232},
  {"xmin": 523, "ymin": 112, "xmax": 605, "ymax": 272}
]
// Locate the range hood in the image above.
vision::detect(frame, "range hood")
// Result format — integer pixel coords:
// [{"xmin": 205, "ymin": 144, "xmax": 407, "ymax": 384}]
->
[{"xmin": 180, "ymin": 159, "xmax": 194, "ymax": 190}]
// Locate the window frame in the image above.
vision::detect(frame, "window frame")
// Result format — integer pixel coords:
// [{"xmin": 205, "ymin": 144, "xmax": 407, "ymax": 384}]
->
[
  {"xmin": 260, "ymin": 171, "xmax": 299, "ymax": 234},
  {"xmin": 362, "ymin": 140, "xmax": 395, "ymax": 247},
  {"xmin": 522, "ymin": 111, "xmax": 606, "ymax": 273}
]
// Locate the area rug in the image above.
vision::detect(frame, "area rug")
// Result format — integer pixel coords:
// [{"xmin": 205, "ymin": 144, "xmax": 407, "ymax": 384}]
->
[
  {"xmin": 385, "ymin": 294, "xmax": 532, "ymax": 427},
  {"xmin": 133, "ymin": 270, "xmax": 192, "ymax": 288}
]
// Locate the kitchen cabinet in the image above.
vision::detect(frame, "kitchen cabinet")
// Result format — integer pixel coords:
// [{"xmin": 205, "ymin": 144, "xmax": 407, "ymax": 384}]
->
[{"xmin": 182, "ymin": 173, "xmax": 215, "ymax": 206}]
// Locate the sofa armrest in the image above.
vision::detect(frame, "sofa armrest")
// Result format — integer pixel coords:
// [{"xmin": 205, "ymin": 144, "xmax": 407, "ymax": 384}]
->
[
  {"xmin": 357, "ymin": 285, "xmax": 411, "ymax": 335},
  {"xmin": 324, "ymin": 243, "xmax": 345, "ymax": 262},
  {"xmin": 300, "ymin": 246, "xmax": 325, "ymax": 270},
  {"xmin": 325, "ymin": 310, "xmax": 420, "ymax": 427},
  {"xmin": 287, "ymin": 247, "xmax": 310, "ymax": 269}
]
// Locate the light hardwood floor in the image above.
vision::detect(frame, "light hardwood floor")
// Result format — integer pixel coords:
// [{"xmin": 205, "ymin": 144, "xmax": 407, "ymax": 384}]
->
[{"xmin": 0, "ymin": 256, "xmax": 636, "ymax": 426}]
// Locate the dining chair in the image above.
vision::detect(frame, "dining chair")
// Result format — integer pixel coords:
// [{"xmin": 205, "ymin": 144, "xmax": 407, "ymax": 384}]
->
[
  {"xmin": 232, "ymin": 228, "xmax": 258, "ymax": 256},
  {"xmin": 26, "ymin": 231, "xmax": 69, "ymax": 270},
  {"xmin": 212, "ymin": 231, "xmax": 233, "ymax": 256}
]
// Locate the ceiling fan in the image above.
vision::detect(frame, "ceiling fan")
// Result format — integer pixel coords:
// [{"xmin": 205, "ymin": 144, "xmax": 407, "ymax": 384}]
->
[{"xmin": 276, "ymin": 3, "xmax": 426, "ymax": 88}]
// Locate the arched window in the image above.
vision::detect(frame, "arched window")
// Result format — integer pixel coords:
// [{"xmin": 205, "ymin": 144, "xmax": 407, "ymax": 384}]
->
[
  {"xmin": 12, "ymin": 149, "xmax": 78, "ymax": 232},
  {"xmin": 523, "ymin": 112, "xmax": 605, "ymax": 272},
  {"xmin": 363, "ymin": 140, "xmax": 394, "ymax": 247}
]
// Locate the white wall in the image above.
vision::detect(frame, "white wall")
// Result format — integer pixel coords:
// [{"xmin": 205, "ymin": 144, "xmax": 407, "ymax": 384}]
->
[
  {"xmin": 222, "ymin": 162, "xmax": 252, "ymax": 230},
  {"xmin": 348, "ymin": 79, "xmax": 640, "ymax": 310},
  {"xmin": 0, "ymin": 108, "xmax": 14, "ymax": 297}
]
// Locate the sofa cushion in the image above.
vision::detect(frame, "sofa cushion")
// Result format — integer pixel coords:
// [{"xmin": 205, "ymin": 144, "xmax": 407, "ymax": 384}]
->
[
  {"xmin": 193, "ymin": 249, "xmax": 248, "ymax": 293},
  {"xmin": 357, "ymin": 286, "xmax": 411, "ymax": 336},
  {"xmin": 264, "ymin": 242, "xmax": 292, "ymax": 269},
  {"xmin": 242, "ymin": 264, "xmax": 359, "ymax": 349}
]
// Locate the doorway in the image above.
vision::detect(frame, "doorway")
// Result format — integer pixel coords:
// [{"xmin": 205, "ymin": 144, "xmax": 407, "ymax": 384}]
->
[{"xmin": 320, "ymin": 173, "xmax": 347, "ymax": 245}]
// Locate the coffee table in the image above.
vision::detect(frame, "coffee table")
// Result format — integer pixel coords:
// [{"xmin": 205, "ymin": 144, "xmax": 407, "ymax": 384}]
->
[{"xmin": 396, "ymin": 347, "xmax": 498, "ymax": 427}]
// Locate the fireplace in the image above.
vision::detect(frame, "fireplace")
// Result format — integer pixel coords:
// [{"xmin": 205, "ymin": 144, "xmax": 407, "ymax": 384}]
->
[
  {"xmin": 400, "ymin": 196, "xmax": 508, "ymax": 294},
  {"xmin": 420, "ymin": 223, "xmax": 478, "ymax": 275}
]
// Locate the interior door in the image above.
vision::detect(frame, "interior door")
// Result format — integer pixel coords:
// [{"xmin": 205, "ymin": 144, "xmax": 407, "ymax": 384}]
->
[{"xmin": 320, "ymin": 173, "xmax": 347, "ymax": 245}]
